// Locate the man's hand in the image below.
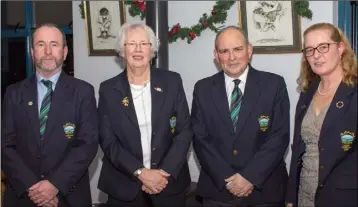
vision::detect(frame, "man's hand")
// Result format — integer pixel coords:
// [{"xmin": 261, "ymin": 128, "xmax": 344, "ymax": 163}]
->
[
  {"xmin": 225, "ymin": 173, "xmax": 254, "ymax": 197},
  {"xmin": 138, "ymin": 169, "xmax": 170, "ymax": 194},
  {"xmin": 43, "ymin": 196, "xmax": 59, "ymax": 207},
  {"xmin": 28, "ymin": 180, "xmax": 59, "ymax": 206},
  {"xmin": 286, "ymin": 203, "xmax": 293, "ymax": 207}
]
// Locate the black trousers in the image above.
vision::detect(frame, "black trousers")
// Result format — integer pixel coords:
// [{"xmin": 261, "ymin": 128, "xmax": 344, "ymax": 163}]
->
[
  {"xmin": 106, "ymin": 189, "xmax": 187, "ymax": 207},
  {"xmin": 202, "ymin": 198, "xmax": 285, "ymax": 207}
]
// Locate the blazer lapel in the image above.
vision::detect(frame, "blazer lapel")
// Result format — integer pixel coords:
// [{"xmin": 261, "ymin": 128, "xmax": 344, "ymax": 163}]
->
[
  {"xmin": 212, "ymin": 71, "xmax": 235, "ymax": 135},
  {"xmin": 295, "ymin": 80, "xmax": 319, "ymax": 133},
  {"xmin": 42, "ymin": 72, "xmax": 72, "ymax": 145},
  {"xmin": 318, "ymin": 82, "xmax": 356, "ymax": 185},
  {"xmin": 151, "ymin": 69, "xmax": 166, "ymax": 132},
  {"xmin": 320, "ymin": 82, "xmax": 356, "ymax": 141},
  {"xmin": 23, "ymin": 76, "xmax": 41, "ymax": 146},
  {"xmin": 235, "ymin": 67, "xmax": 261, "ymax": 136},
  {"xmin": 114, "ymin": 71, "xmax": 139, "ymax": 130}
]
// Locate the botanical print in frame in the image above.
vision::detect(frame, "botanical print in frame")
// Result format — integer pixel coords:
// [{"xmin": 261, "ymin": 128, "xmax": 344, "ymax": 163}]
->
[
  {"xmin": 84, "ymin": 1, "xmax": 126, "ymax": 56},
  {"xmin": 238, "ymin": 1, "xmax": 302, "ymax": 54}
]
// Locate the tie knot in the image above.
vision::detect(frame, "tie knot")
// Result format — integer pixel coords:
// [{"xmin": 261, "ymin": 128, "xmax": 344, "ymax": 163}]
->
[
  {"xmin": 42, "ymin": 80, "xmax": 52, "ymax": 89},
  {"xmin": 233, "ymin": 79, "xmax": 240, "ymax": 86}
]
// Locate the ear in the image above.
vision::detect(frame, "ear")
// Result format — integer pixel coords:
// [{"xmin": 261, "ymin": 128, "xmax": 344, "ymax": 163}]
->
[
  {"xmin": 63, "ymin": 46, "xmax": 68, "ymax": 60},
  {"xmin": 247, "ymin": 43, "xmax": 253, "ymax": 59},
  {"xmin": 338, "ymin": 41, "xmax": 345, "ymax": 57},
  {"xmin": 214, "ymin": 48, "xmax": 219, "ymax": 64}
]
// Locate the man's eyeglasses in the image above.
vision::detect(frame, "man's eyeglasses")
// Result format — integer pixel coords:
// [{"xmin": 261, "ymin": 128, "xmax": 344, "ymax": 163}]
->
[
  {"xmin": 302, "ymin": 42, "xmax": 338, "ymax": 57},
  {"xmin": 124, "ymin": 42, "xmax": 152, "ymax": 49}
]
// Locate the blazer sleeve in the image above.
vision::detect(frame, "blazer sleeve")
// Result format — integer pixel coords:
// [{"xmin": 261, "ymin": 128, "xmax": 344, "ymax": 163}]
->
[
  {"xmin": 98, "ymin": 84, "xmax": 144, "ymax": 178},
  {"xmin": 159, "ymin": 74, "xmax": 193, "ymax": 179},
  {"xmin": 239, "ymin": 77, "xmax": 290, "ymax": 188},
  {"xmin": 48, "ymin": 84, "xmax": 99, "ymax": 196},
  {"xmin": 1, "ymin": 85, "xmax": 39, "ymax": 197},
  {"xmin": 191, "ymin": 83, "xmax": 236, "ymax": 190}
]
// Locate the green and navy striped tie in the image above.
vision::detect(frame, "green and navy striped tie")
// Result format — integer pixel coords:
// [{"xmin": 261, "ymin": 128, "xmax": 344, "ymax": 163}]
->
[
  {"xmin": 39, "ymin": 80, "xmax": 53, "ymax": 137},
  {"xmin": 230, "ymin": 79, "xmax": 242, "ymax": 133}
]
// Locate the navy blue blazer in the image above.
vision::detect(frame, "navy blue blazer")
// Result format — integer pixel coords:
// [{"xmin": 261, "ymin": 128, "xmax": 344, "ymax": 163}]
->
[
  {"xmin": 191, "ymin": 66, "xmax": 290, "ymax": 204},
  {"xmin": 286, "ymin": 80, "xmax": 357, "ymax": 207},
  {"xmin": 97, "ymin": 68, "xmax": 192, "ymax": 201},
  {"xmin": 1, "ymin": 72, "xmax": 99, "ymax": 207}
]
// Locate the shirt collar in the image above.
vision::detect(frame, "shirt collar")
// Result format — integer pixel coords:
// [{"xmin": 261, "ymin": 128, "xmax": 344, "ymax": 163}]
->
[
  {"xmin": 36, "ymin": 70, "xmax": 62, "ymax": 86},
  {"xmin": 224, "ymin": 65, "xmax": 249, "ymax": 85}
]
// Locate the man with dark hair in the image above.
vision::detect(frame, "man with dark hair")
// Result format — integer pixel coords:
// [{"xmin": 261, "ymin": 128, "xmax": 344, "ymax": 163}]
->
[{"xmin": 2, "ymin": 23, "xmax": 98, "ymax": 207}]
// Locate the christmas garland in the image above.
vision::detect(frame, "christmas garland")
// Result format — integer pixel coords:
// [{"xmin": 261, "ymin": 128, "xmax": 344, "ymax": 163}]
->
[{"xmin": 79, "ymin": 1, "xmax": 312, "ymax": 44}]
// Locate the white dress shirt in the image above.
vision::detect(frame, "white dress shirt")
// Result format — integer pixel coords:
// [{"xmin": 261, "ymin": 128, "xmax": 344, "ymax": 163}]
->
[
  {"xmin": 130, "ymin": 82, "xmax": 152, "ymax": 169},
  {"xmin": 224, "ymin": 66, "xmax": 249, "ymax": 108}
]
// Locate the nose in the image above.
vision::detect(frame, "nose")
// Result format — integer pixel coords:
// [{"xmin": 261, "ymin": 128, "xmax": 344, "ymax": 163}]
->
[
  {"xmin": 134, "ymin": 44, "xmax": 142, "ymax": 52},
  {"xmin": 312, "ymin": 48, "xmax": 321, "ymax": 59},
  {"xmin": 228, "ymin": 51, "xmax": 235, "ymax": 60},
  {"xmin": 44, "ymin": 45, "xmax": 52, "ymax": 55}
]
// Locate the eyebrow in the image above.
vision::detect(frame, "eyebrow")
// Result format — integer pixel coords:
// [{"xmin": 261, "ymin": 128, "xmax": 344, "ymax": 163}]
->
[
  {"xmin": 218, "ymin": 45, "xmax": 244, "ymax": 50},
  {"xmin": 35, "ymin": 40, "xmax": 60, "ymax": 45}
]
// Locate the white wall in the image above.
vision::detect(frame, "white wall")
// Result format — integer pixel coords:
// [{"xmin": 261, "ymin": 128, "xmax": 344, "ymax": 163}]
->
[{"xmin": 72, "ymin": 1, "xmax": 337, "ymax": 204}]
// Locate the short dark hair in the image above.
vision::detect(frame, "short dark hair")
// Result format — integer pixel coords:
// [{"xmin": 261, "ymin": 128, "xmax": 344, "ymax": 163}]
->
[
  {"xmin": 214, "ymin": 25, "xmax": 249, "ymax": 49},
  {"xmin": 32, "ymin": 23, "xmax": 67, "ymax": 48}
]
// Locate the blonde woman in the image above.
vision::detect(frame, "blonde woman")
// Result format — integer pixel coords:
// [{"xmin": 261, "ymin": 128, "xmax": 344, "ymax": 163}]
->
[{"xmin": 286, "ymin": 23, "xmax": 357, "ymax": 207}]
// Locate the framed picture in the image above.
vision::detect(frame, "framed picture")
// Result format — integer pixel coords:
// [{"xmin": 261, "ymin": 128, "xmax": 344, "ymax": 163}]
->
[
  {"xmin": 238, "ymin": 1, "xmax": 302, "ymax": 54},
  {"xmin": 84, "ymin": 1, "xmax": 126, "ymax": 56}
]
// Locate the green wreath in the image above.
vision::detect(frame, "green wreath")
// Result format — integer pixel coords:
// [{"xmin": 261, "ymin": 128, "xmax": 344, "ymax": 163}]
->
[{"xmin": 79, "ymin": 1, "xmax": 312, "ymax": 44}]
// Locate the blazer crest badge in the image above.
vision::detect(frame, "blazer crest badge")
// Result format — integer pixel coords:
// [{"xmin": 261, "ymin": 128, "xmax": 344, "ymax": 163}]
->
[
  {"xmin": 63, "ymin": 123, "xmax": 75, "ymax": 139},
  {"xmin": 340, "ymin": 130, "xmax": 355, "ymax": 151},
  {"xmin": 258, "ymin": 115, "xmax": 270, "ymax": 132},
  {"xmin": 170, "ymin": 116, "xmax": 177, "ymax": 133}
]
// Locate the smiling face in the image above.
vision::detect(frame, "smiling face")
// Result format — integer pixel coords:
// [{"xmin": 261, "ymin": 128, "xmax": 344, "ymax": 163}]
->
[
  {"xmin": 123, "ymin": 28, "xmax": 152, "ymax": 70},
  {"xmin": 31, "ymin": 26, "xmax": 68, "ymax": 76},
  {"xmin": 214, "ymin": 28, "xmax": 253, "ymax": 78},
  {"xmin": 303, "ymin": 29, "xmax": 344, "ymax": 77}
]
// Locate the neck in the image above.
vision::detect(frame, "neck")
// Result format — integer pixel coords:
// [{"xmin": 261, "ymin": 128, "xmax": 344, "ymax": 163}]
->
[
  {"xmin": 37, "ymin": 68, "xmax": 61, "ymax": 79},
  {"xmin": 320, "ymin": 68, "xmax": 343, "ymax": 91},
  {"xmin": 127, "ymin": 66, "xmax": 150, "ymax": 85}
]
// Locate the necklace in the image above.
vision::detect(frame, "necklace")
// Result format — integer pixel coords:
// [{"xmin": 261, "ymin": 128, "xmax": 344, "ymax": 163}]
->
[
  {"xmin": 317, "ymin": 81, "xmax": 336, "ymax": 96},
  {"xmin": 130, "ymin": 82, "xmax": 150, "ymax": 99}
]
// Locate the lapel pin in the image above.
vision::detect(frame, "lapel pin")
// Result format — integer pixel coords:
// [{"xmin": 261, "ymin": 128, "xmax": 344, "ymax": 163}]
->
[
  {"xmin": 301, "ymin": 105, "xmax": 306, "ymax": 108},
  {"xmin": 154, "ymin": 87, "xmax": 162, "ymax": 92},
  {"xmin": 28, "ymin": 101, "xmax": 33, "ymax": 106},
  {"xmin": 336, "ymin": 101, "xmax": 344, "ymax": 109},
  {"xmin": 122, "ymin": 97, "xmax": 129, "ymax": 107}
]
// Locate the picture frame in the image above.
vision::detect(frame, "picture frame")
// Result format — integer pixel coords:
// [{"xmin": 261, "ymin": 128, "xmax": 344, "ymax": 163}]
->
[
  {"xmin": 84, "ymin": 1, "xmax": 126, "ymax": 56},
  {"xmin": 238, "ymin": 1, "xmax": 302, "ymax": 54}
]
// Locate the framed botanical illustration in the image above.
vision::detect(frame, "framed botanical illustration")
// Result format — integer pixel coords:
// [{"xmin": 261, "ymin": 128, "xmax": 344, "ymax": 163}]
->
[
  {"xmin": 238, "ymin": 1, "xmax": 302, "ymax": 54},
  {"xmin": 84, "ymin": 1, "xmax": 126, "ymax": 56}
]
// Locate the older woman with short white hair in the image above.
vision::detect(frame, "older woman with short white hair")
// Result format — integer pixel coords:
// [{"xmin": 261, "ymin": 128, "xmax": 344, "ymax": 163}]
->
[{"xmin": 97, "ymin": 23, "xmax": 192, "ymax": 207}]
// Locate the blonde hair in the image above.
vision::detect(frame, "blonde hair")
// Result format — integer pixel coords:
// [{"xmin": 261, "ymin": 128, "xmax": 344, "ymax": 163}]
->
[{"xmin": 297, "ymin": 23, "xmax": 357, "ymax": 92}]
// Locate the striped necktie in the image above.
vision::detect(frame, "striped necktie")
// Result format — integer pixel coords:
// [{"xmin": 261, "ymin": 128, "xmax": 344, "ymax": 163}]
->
[
  {"xmin": 230, "ymin": 79, "xmax": 242, "ymax": 133},
  {"xmin": 39, "ymin": 80, "xmax": 53, "ymax": 137}
]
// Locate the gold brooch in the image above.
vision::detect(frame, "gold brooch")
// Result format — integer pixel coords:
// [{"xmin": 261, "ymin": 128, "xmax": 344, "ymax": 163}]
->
[{"xmin": 122, "ymin": 97, "xmax": 129, "ymax": 107}]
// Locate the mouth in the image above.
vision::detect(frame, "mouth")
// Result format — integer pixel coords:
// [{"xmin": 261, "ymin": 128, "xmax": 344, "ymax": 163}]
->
[
  {"xmin": 132, "ymin": 55, "xmax": 144, "ymax": 60},
  {"xmin": 313, "ymin": 62, "xmax": 324, "ymax": 67}
]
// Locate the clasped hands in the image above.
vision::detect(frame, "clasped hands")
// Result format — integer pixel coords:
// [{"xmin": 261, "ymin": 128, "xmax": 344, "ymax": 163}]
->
[
  {"xmin": 28, "ymin": 180, "xmax": 59, "ymax": 207},
  {"xmin": 138, "ymin": 168, "xmax": 170, "ymax": 195},
  {"xmin": 225, "ymin": 173, "xmax": 254, "ymax": 198}
]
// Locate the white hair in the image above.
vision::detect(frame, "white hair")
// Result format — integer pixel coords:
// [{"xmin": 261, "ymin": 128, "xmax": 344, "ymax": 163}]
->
[{"xmin": 115, "ymin": 23, "xmax": 160, "ymax": 59}]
